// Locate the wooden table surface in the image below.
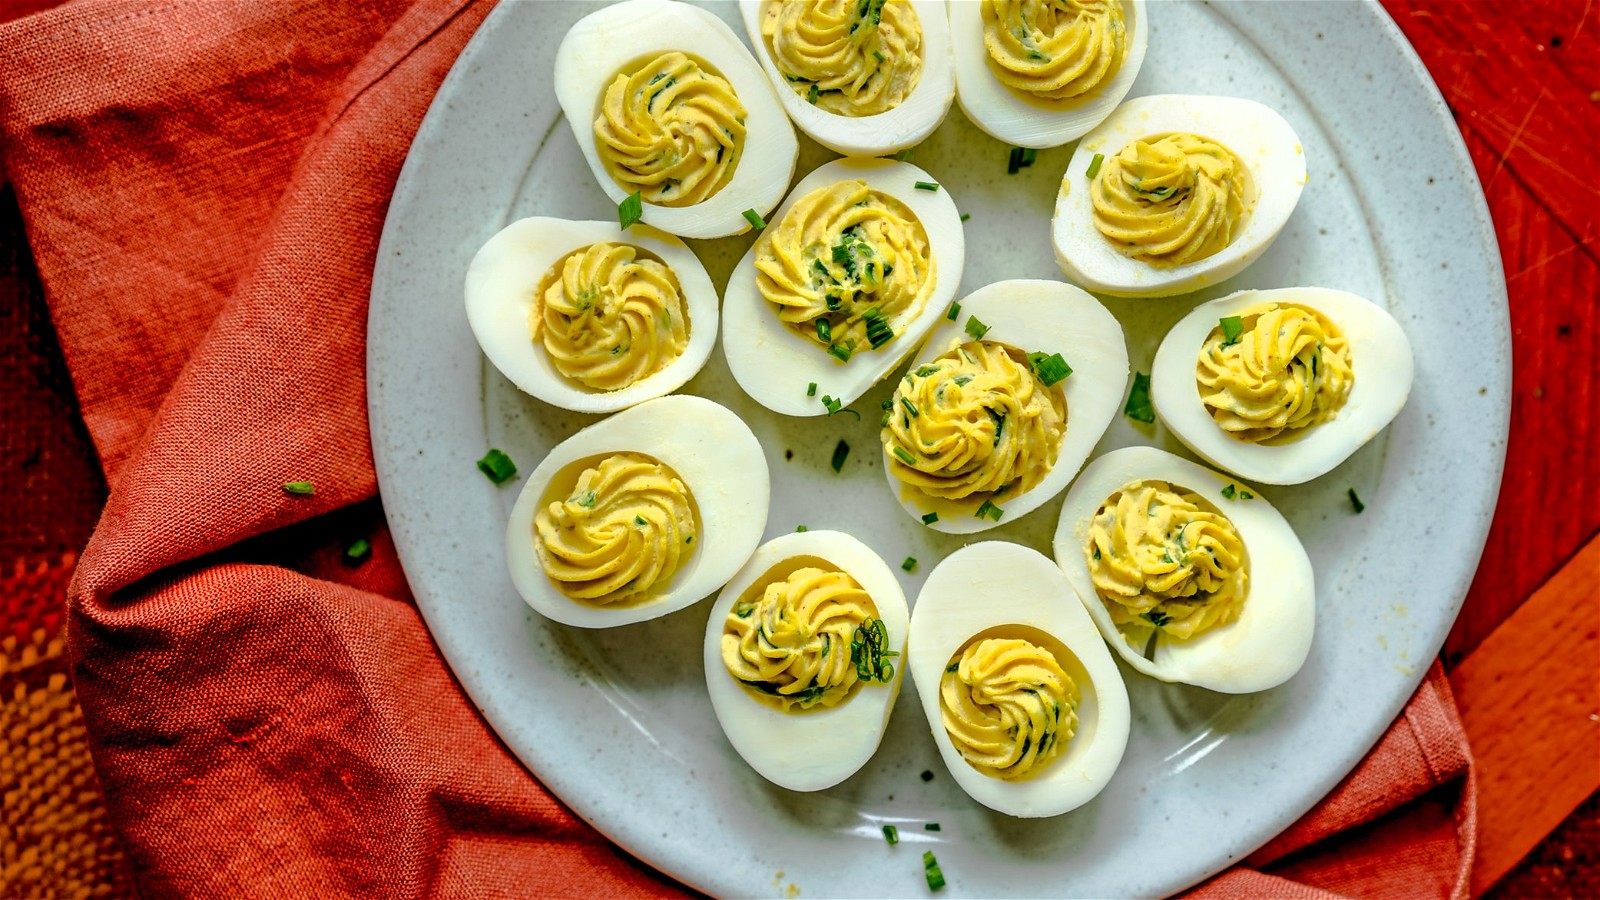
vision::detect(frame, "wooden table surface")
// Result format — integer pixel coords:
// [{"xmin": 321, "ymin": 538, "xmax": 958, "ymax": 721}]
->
[{"xmin": 0, "ymin": 1, "xmax": 1594, "ymax": 896}]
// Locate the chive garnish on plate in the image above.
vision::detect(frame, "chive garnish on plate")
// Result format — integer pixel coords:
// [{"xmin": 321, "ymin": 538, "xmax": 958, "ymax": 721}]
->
[
  {"xmin": 1124, "ymin": 372, "xmax": 1155, "ymax": 424},
  {"xmin": 1349, "ymin": 488, "xmax": 1365, "ymax": 513},
  {"xmin": 344, "ymin": 538, "xmax": 371, "ymax": 562},
  {"xmin": 964, "ymin": 315, "xmax": 990, "ymax": 340},
  {"xmin": 901, "ymin": 556, "xmax": 917, "ymax": 572},
  {"xmin": 882, "ymin": 824, "xmax": 899, "ymax": 845},
  {"xmin": 1219, "ymin": 315, "xmax": 1244, "ymax": 346},
  {"xmin": 618, "ymin": 191, "xmax": 643, "ymax": 230},
  {"xmin": 914, "ymin": 180, "xmax": 940, "ymax": 192},
  {"xmin": 1027, "ymin": 351, "xmax": 1072, "ymax": 386},
  {"xmin": 742, "ymin": 208, "xmax": 766, "ymax": 230},
  {"xmin": 831, "ymin": 439, "xmax": 851, "ymax": 473},
  {"xmin": 924, "ymin": 850, "xmax": 946, "ymax": 891},
  {"xmin": 1086, "ymin": 152, "xmax": 1105, "ymax": 180},
  {"xmin": 807, "ymin": 382, "xmax": 818, "ymax": 397},
  {"xmin": 922, "ymin": 512, "xmax": 938, "ymax": 525},
  {"xmin": 476, "ymin": 449, "xmax": 518, "ymax": 484},
  {"xmin": 946, "ymin": 302, "xmax": 960, "ymax": 321},
  {"xmin": 281, "ymin": 480, "xmax": 315, "ymax": 496},
  {"xmin": 892, "ymin": 446, "xmax": 916, "ymax": 466}
]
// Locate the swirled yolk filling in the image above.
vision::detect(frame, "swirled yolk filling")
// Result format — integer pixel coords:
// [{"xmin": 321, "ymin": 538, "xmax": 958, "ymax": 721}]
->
[
  {"xmin": 1197, "ymin": 303, "xmax": 1353, "ymax": 444},
  {"xmin": 1091, "ymin": 132, "xmax": 1255, "ymax": 268},
  {"xmin": 981, "ymin": 0, "xmax": 1126, "ymax": 101},
  {"xmin": 531, "ymin": 242, "xmax": 689, "ymax": 392},
  {"xmin": 1086, "ymin": 480, "xmax": 1247, "ymax": 640},
  {"xmin": 754, "ymin": 179, "xmax": 934, "ymax": 361},
  {"xmin": 594, "ymin": 52, "xmax": 746, "ymax": 207},
  {"xmin": 534, "ymin": 453, "xmax": 696, "ymax": 605},
  {"xmin": 940, "ymin": 636, "xmax": 1077, "ymax": 780},
  {"xmin": 883, "ymin": 341, "xmax": 1065, "ymax": 500},
  {"xmin": 722, "ymin": 565, "xmax": 887, "ymax": 711},
  {"xmin": 761, "ymin": 0, "xmax": 924, "ymax": 117}
]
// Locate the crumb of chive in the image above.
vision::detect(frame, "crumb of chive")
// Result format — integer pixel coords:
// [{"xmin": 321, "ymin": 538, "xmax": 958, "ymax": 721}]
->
[
  {"xmin": 901, "ymin": 556, "xmax": 917, "ymax": 572},
  {"xmin": 900, "ymin": 397, "xmax": 919, "ymax": 418},
  {"xmin": 924, "ymin": 850, "xmax": 946, "ymax": 891},
  {"xmin": 1219, "ymin": 314, "xmax": 1244, "ymax": 346},
  {"xmin": 922, "ymin": 512, "xmax": 938, "ymax": 525},
  {"xmin": 796, "ymin": 525, "xmax": 809, "ymax": 532},
  {"xmin": 883, "ymin": 824, "xmax": 899, "ymax": 845},
  {"xmin": 920, "ymin": 770, "xmax": 934, "ymax": 782},
  {"xmin": 946, "ymin": 302, "xmax": 960, "ymax": 321},
  {"xmin": 1240, "ymin": 490, "xmax": 1255, "ymax": 500},
  {"xmin": 828, "ymin": 341, "xmax": 854, "ymax": 363},
  {"xmin": 1007, "ymin": 146, "xmax": 1034, "ymax": 175},
  {"xmin": 1348, "ymin": 488, "xmax": 1365, "ymax": 513},
  {"xmin": 831, "ymin": 439, "xmax": 850, "ymax": 473},
  {"xmin": 1221, "ymin": 484, "xmax": 1237, "ymax": 501},
  {"xmin": 959, "ymin": 213, "xmax": 970, "ymax": 222},
  {"xmin": 281, "ymin": 480, "xmax": 315, "ymax": 496},
  {"xmin": 817, "ymin": 318, "xmax": 832, "ymax": 343},
  {"xmin": 808, "ymin": 82, "xmax": 819, "ymax": 104},
  {"xmin": 742, "ymin": 208, "xmax": 766, "ymax": 230},
  {"xmin": 914, "ymin": 180, "xmax": 940, "ymax": 192},
  {"xmin": 1086, "ymin": 152, "xmax": 1105, "ymax": 180},
  {"xmin": 975, "ymin": 499, "xmax": 1003, "ymax": 521},
  {"xmin": 476, "ymin": 449, "xmax": 518, "ymax": 484},
  {"xmin": 1020, "ymin": 148, "xmax": 1037, "ymax": 167},
  {"xmin": 344, "ymin": 538, "xmax": 371, "ymax": 562},
  {"xmin": 807, "ymin": 382, "xmax": 818, "ymax": 397},
  {"xmin": 618, "ymin": 191, "xmax": 643, "ymax": 230},
  {"xmin": 892, "ymin": 446, "xmax": 917, "ymax": 466},
  {"xmin": 964, "ymin": 315, "xmax": 990, "ymax": 340},
  {"xmin": 892, "ymin": 147, "xmax": 914, "ymax": 162},
  {"xmin": 873, "ymin": 50, "xmax": 886, "ymax": 63},
  {"xmin": 1027, "ymin": 351, "xmax": 1072, "ymax": 387},
  {"xmin": 1123, "ymin": 372, "xmax": 1155, "ymax": 424},
  {"xmin": 924, "ymin": 823, "xmax": 941, "ymax": 832}
]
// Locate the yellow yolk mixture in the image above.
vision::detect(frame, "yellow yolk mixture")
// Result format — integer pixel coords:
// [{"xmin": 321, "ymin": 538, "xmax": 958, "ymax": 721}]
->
[
  {"xmin": 940, "ymin": 637, "xmax": 1077, "ymax": 780},
  {"xmin": 762, "ymin": 0, "xmax": 923, "ymax": 116},
  {"xmin": 982, "ymin": 0, "xmax": 1126, "ymax": 101},
  {"xmin": 534, "ymin": 453, "xmax": 696, "ymax": 604},
  {"xmin": 722, "ymin": 566, "xmax": 883, "ymax": 711},
  {"xmin": 1086, "ymin": 480, "xmax": 1247, "ymax": 639},
  {"xmin": 594, "ymin": 52, "xmax": 746, "ymax": 207},
  {"xmin": 1091, "ymin": 132, "xmax": 1254, "ymax": 267},
  {"xmin": 754, "ymin": 179, "xmax": 934, "ymax": 360},
  {"xmin": 531, "ymin": 242, "xmax": 689, "ymax": 391},
  {"xmin": 1197, "ymin": 303, "xmax": 1354, "ymax": 444},
  {"xmin": 883, "ymin": 341, "xmax": 1065, "ymax": 500}
]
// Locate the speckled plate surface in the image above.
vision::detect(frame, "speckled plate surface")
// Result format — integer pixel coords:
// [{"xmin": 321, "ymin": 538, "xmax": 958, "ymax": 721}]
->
[{"xmin": 368, "ymin": 2, "xmax": 1508, "ymax": 897}]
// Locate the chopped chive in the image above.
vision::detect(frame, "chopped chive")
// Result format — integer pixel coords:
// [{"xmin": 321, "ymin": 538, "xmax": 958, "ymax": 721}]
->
[
  {"xmin": 618, "ymin": 191, "xmax": 643, "ymax": 230},
  {"xmin": 964, "ymin": 316, "xmax": 990, "ymax": 340},
  {"xmin": 1240, "ymin": 490, "xmax": 1255, "ymax": 500},
  {"xmin": 975, "ymin": 499, "xmax": 1004, "ymax": 521},
  {"xmin": 831, "ymin": 439, "xmax": 851, "ymax": 473},
  {"xmin": 921, "ymin": 512, "xmax": 938, "ymax": 525},
  {"xmin": 924, "ymin": 851, "xmax": 946, "ymax": 891},
  {"xmin": 1219, "ymin": 315, "xmax": 1244, "ymax": 346},
  {"xmin": 1086, "ymin": 152, "xmax": 1105, "ymax": 180},
  {"xmin": 1221, "ymin": 484, "xmax": 1237, "ymax": 501},
  {"xmin": 913, "ymin": 180, "xmax": 940, "ymax": 192},
  {"xmin": 945, "ymin": 662, "xmax": 958, "ymax": 672},
  {"xmin": 1019, "ymin": 148, "xmax": 1037, "ymax": 167},
  {"xmin": 892, "ymin": 446, "xmax": 916, "ymax": 466},
  {"xmin": 817, "ymin": 318, "xmax": 832, "ymax": 343},
  {"xmin": 864, "ymin": 307, "xmax": 894, "ymax": 348},
  {"xmin": 924, "ymin": 823, "xmax": 941, "ymax": 832},
  {"xmin": 807, "ymin": 382, "xmax": 818, "ymax": 397},
  {"xmin": 900, "ymin": 397, "xmax": 920, "ymax": 418},
  {"xmin": 344, "ymin": 538, "xmax": 371, "ymax": 562},
  {"xmin": 633, "ymin": 514, "xmax": 648, "ymax": 526},
  {"xmin": 1006, "ymin": 146, "xmax": 1025, "ymax": 175},
  {"xmin": 892, "ymin": 148, "xmax": 915, "ymax": 162},
  {"xmin": 476, "ymin": 449, "xmax": 518, "ymax": 484},
  {"xmin": 686, "ymin": 535, "xmax": 694, "ymax": 543},
  {"xmin": 959, "ymin": 213, "xmax": 970, "ymax": 222},
  {"xmin": 1027, "ymin": 351, "xmax": 1072, "ymax": 386},
  {"xmin": 946, "ymin": 302, "xmax": 960, "ymax": 321},
  {"xmin": 828, "ymin": 342, "xmax": 854, "ymax": 363},
  {"xmin": 796, "ymin": 525, "xmax": 809, "ymax": 532},
  {"xmin": 742, "ymin": 208, "xmax": 766, "ymax": 230},
  {"xmin": 281, "ymin": 480, "xmax": 315, "ymax": 496},
  {"xmin": 1123, "ymin": 372, "xmax": 1155, "ymax": 424},
  {"xmin": 808, "ymin": 82, "xmax": 819, "ymax": 104},
  {"xmin": 901, "ymin": 556, "xmax": 917, "ymax": 572},
  {"xmin": 882, "ymin": 824, "xmax": 899, "ymax": 845},
  {"xmin": 1348, "ymin": 488, "xmax": 1365, "ymax": 513},
  {"xmin": 915, "ymin": 364, "xmax": 941, "ymax": 377},
  {"xmin": 873, "ymin": 50, "xmax": 886, "ymax": 63}
]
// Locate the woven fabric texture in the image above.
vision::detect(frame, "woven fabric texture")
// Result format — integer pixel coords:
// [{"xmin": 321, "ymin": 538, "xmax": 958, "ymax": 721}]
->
[{"xmin": 0, "ymin": 0, "xmax": 1477, "ymax": 896}]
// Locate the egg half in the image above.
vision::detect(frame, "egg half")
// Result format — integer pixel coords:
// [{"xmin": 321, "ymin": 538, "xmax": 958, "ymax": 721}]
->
[
  {"xmin": 1052, "ymin": 94, "xmax": 1307, "ymax": 298},
  {"xmin": 909, "ymin": 541, "xmax": 1130, "ymax": 817},
  {"xmin": 1151, "ymin": 286, "xmax": 1415, "ymax": 485},
  {"xmin": 465, "ymin": 217, "xmax": 719, "ymax": 413},
  {"xmin": 880, "ymin": 279, "xmax": 1128, "ymax": 532},
  {"xmin": 1052, "ymin": 445, "xmax": 1314, "ymax": 692},
  {"xmin": 704, "ymin": 530, "xmax": 908, "ymax": 791},
  {"xmin": 505, "ymin": 395, "xmax": 770, "ymax": 628},
  {"xmin": 740, "ymin": 0, "xmax": 955, "ymax": 156},
  {"xmin": 951, "ymin": 0, "xmax": 1149, "ymax": 149},
  {"xmin": 554, "ymin": 0, "xmax": 798, "ymax": 239},
  {"xmin": 723, "ymin": 156, "xmax": 965, "ymax": 416}
]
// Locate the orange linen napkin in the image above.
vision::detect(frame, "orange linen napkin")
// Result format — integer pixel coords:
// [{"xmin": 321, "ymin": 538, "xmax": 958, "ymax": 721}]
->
[{"xmin": 0, "ymin": 0, "xmax": 1474, "ymax": 896}]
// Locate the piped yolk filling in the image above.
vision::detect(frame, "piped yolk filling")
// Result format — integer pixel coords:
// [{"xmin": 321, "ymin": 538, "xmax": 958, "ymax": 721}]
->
[
  {"xmin": 763, "ymin": 0, "xmax": 924, "ymax": 116},
  {"xmin": 940, "ymin": 635, "xmax": 1077, "ymax": 780},
  {"xmin": 532, "ymin": 242, "xmax": 689, "ymax": 392},
  {"xmin": 982, "ymin": 0, "xmax": 1126, "ymax": 101},
  {"xmin": 1091, "ymin": 132, "xmax": 1255, "ymax": 268},
  {"xmin": 1197, "ymin": 303, "xmax": 1353, "ymax": 444}
]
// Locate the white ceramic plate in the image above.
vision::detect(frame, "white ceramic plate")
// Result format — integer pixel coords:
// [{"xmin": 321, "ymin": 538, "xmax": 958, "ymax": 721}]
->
[{"xmin": 369, "ymin": 3, "xmax": 1508, "ymax": 897}]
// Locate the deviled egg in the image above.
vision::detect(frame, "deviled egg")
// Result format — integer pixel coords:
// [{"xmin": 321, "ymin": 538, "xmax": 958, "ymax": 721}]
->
[
  {"xmin": 1149, "ymin": 287, "xmax": 1415, "ymax": 485},
  {"xmin": 1052, "ymin": 445, "xmax": 1314, "ymax": 692},
  {"xmin": 909, "ymin": 541, "xmax": 1130, "ymax": 817},
  {"xmin": 554, "ymin": 0, "xmax": 798, "ymax": 239},
  {"xmin": 465, "ymin": 217, "xmax": 719, "ymax": 413},
  {"xmin": 881, "ymin": 279, "xmax": 1127, "ymax": 532},
  {"xmin": 505, "ymin": 395, "xmax": 770, "ymax": 628},
  {"xmin": 704, "ymin": 530, "xmax": 908, "ymax": 791},
  {"xmin": 1052, "ymin": 94, "xmax": 1307, "ymax": 297},
  {"xmin": 723, "ymin": 157, "xmax": 965, "ymax": 415},
  {"xmin": 950, "ymin": 0, "xmax": 1148, "ymax": 148},
  {"xmin": 740, "ymin": 0, "xmax": 955, "ymax": 156}
]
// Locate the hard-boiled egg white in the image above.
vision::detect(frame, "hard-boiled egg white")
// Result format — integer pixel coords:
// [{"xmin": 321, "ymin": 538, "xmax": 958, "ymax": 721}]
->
[
  {"xmin": 554, "ymin": 0, "xmax": 798, "ymax": 239},
  {"xmin": 1151, "ymin": 287, "xmax": 1415, "ymax": 485},
  {"xmin": 506, "ymin": 395, "xmax": 770, "ymax": 628},
  {"xmin": 739, "ymin": 0, "xmax": 955, "ymax": 156},
  {"xmin": 950, "ymin": 0, "xmax": 1149, "ymax": 149},
  {"xmin": 723, "ymin": 157, "xmax": 965, "ymax": 416},
  {"xmin": 465, "ymin": 217, "xmax": 719, "ymax": 413},
  {"xmin": 1052, "ymin": 94, "xmax": 1307, "ymax": 298},
  {"xmin": 909, "ymin": 541, "xmax": 1130, "ymax": 817},
  {"xmin": 1052, "ymin": 445, "xmax": 1313, "ymax": 692},
  {"xmin": 881, "ymin": 279, "xmax": 1128, "ymax": 532},
  {"xmin": 704, "ymin": 530, "xmax": 908, "ymax": 791}
]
